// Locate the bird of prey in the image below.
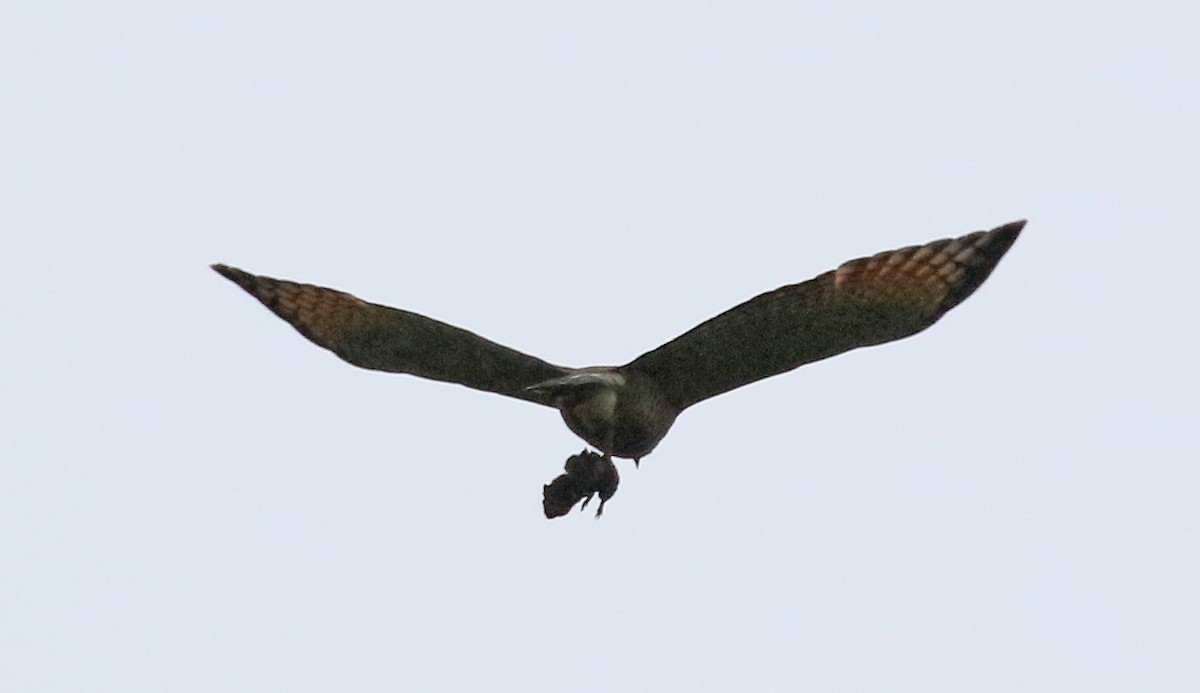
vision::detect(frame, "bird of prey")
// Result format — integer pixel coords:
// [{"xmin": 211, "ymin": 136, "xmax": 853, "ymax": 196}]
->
[{"xmin": 213, "ymin": 219, "xmax": 1024, "ymax": 518}]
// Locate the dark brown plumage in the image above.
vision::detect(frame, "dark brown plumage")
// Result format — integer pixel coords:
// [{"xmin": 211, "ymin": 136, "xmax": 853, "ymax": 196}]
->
[
  {"xmin": 213, "ymin": 219, "xmax": 1024, "ymax": 518},
  {"xmin": 626, "ymin": 222, "xmax": 1022, "ymax": 409},
  {"xmin": 210, "ymin": 263, "xmax": 567, "ymax": 406}
]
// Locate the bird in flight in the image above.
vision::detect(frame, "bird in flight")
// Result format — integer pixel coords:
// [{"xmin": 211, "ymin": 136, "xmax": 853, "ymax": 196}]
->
[{"xmin": 213, "ymin": 219, "xmax": 1023, "ymax": 518}]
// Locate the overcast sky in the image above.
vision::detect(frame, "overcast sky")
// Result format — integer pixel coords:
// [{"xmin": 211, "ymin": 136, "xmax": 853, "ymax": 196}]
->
[{"xmin": 3, "ymin": 2, "xmax": 1198, "ymax": 691}]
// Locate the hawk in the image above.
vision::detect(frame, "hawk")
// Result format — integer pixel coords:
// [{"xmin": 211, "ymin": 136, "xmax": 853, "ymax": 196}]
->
[{"xmin": 213, "ymin": 220, "xmax": 1024, "ymax": 518}]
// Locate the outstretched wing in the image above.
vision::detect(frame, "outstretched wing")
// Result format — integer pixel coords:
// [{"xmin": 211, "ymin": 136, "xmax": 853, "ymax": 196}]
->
[
  {"xmin": 624, "ymin": 220, "xmax": 1024, "ymax": 410},
  {"xmin": 212, "ymin": 265, "xmax": 569, "ymax": 406}
]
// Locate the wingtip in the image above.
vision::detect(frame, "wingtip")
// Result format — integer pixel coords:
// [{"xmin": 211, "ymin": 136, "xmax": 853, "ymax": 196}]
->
[
  {"xmin": 210, "ymin": 262, "xmax": 235, "ymax": 278},
  {"xmin": 999, "ymin": 218, "xmax": 1027, "ymax": 234},
  {"xmin": 210, "ymin": 263, "xmax": 258, "ymax": 293},
  {"xmin": 993, "ymin": 218, "xmax": 1027, "ymax": 240},
  {"xmin": 980, "ymin": 219, "xmax": 1026, "ymax": 257}
]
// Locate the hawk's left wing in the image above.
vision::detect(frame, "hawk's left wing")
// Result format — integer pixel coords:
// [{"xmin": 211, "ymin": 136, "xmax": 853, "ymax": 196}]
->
[{"xmin": 624, "ymin": 220, "xmax": 1024, "ymax": 410}]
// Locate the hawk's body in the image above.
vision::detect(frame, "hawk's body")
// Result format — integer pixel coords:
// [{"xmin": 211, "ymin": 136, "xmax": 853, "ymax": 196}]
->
[{"xmin": 213, "ymin": 220, "xmax": 1024, "ymax": 517}]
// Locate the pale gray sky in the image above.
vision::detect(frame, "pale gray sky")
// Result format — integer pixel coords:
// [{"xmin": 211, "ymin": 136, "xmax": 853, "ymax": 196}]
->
[{"xmin": 3, "ymin": 2, "xmax": 1198, "ymax": 691}]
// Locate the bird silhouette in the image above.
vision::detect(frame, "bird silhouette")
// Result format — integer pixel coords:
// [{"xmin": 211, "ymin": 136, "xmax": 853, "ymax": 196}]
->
[{"xmin": 213, "ymin": 219, "xmax": 1024, "ymax": 518}]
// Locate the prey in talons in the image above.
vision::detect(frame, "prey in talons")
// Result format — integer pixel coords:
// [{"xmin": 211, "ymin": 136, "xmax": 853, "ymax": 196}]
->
[{"xmin": 542, "ymin": 450, "xmax": 620, "ymax": 519}]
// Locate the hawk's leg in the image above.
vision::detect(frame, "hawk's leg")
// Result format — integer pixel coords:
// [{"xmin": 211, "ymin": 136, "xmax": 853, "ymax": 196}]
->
[{"xmin": 583, "ymin": 454, "xmax": 620, "ymax": 517}]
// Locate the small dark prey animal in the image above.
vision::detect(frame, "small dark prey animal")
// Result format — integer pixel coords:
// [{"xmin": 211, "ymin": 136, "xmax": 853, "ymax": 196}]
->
[{"xmin": 213, "ymin": 220, "xmax": 1024, "ymax": 518}]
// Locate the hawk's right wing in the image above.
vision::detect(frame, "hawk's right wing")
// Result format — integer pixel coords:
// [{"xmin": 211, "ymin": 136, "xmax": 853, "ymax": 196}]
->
[
  {"xmin": 212, "ymin": 265, "xmax": 570, "ymax": 406},
  {"xmin": 624, "ymin": 220, "xmax": 1024, "ymax": 411}
]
